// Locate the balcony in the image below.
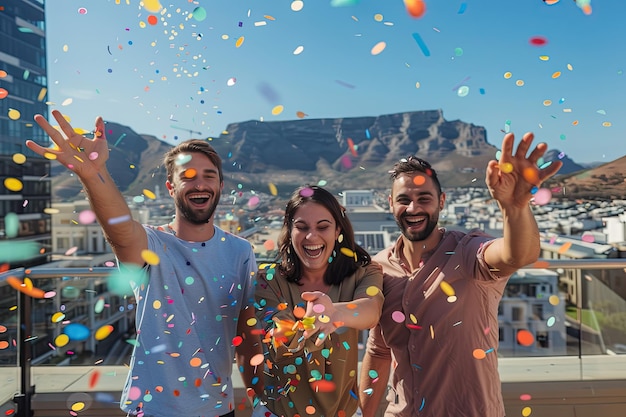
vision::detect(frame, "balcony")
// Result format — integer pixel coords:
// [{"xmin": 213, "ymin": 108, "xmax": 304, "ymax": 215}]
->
[{"xmin": 1, "ymin": 259, "xmax": 625, "ymax": 417}]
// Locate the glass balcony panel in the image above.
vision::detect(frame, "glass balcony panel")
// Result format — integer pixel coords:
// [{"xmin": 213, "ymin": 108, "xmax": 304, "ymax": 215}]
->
[{"xmin": 1, "ymin": 260, "xmax": 626, "ymax": 415}]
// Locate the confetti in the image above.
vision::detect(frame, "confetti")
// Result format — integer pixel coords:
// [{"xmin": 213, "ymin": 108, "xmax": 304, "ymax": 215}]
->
[
  {"xmin": 516, "ymin": 329, "xmax": 534, "ymax": 346},
  {"xmin": 371, "ymin": 41, "xmax": 386, "ymax": 55},
  {"xmin": 529, "ymin": 36, "xmax": 548, "ymax": 46},
  {"xmin": 412, "ymin": 32, "xmax": 431, "ymax": 57}
]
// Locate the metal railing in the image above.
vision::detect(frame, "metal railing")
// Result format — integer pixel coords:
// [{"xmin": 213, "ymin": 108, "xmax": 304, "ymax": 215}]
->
[{"xmin": 1, "ymin": 259, "xmax": 626, "ymax": 416}]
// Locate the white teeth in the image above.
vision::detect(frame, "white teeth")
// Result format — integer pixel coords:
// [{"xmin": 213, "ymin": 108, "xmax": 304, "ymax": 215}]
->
[
  {"xmin": 189, "ymin": 193, "xmax": 210, "ymax": 198},
  {"xmin": 304, "ymin": 244, "xmax": 323, "ymax": 251}
]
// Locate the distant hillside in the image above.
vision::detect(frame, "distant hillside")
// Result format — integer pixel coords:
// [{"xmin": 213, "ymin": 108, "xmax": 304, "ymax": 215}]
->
[
  {"xmin": 548, "ymin": 154, "xmax": 626, "ymax": 200},
  {"xmin": 49, "ymin": 110, "xmax": 623, "ymax": 201}
]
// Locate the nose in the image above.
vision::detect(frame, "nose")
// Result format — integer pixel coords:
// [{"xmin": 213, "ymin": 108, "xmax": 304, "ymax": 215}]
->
[{"xmin": 406, "ymin": 200, "xmax": 419, "ymax": 213}]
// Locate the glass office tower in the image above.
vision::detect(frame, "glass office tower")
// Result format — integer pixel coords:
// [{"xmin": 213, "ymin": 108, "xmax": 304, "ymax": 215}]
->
[{"xmin": 0, "ymin": 0, "xmax": 52, "ymax": 268}]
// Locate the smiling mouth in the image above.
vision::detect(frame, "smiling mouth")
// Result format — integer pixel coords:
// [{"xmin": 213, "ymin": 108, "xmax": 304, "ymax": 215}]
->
[
  {"xmin": 188, "ymin": 193, "xmax": 210, "ymax": 205},
  {"xmin": 303, "ymin": 244, "xmax": 324, "ymax": 258},
  {"xmin": 405, "ymin": 216, "xmax": 426, "ymax": 227}
]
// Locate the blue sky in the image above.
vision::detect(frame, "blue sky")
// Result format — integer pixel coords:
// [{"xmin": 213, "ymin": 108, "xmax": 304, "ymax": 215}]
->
[{"xmin": 43, "ymin": 0, "xmax": 624, "ymax": 164}]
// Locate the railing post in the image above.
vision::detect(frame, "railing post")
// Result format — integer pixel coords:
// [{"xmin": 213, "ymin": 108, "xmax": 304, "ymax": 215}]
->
[{"xmin": 14, "ymin": 290, "xmax": 34, "ymax": 417}]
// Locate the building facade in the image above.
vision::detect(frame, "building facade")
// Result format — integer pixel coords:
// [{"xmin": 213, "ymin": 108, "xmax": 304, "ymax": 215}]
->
[{"xmin": 0, "ymin": 0, "xmax": 51, "ymax": 268}]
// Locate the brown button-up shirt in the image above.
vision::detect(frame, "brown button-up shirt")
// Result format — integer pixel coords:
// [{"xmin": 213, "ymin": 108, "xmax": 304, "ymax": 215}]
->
[{"xmin": 366, "ymin": 228, "xmax": 509, "ymax": 417}]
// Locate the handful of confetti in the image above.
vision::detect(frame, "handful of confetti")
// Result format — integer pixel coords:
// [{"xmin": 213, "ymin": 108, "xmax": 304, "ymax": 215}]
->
[{"xmin": 267, "ymin": 316, "xmax": 316, "ymax": 348}]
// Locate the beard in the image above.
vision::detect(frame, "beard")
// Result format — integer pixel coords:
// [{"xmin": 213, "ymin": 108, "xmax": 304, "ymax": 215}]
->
[
  {"xmin": 175, "ymin": 190, "xmax": 221, "ymax": 225},
  {"xmin": 395, "ymin": 211, "xmax": 439, "ymax": 242}
]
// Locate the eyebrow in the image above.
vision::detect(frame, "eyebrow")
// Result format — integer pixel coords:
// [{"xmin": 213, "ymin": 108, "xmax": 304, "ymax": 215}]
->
[
  {"xmin": 293, "ymin": 218, "xmax": 333, "ymax": 225},
  {"xmin": 394, "ymin": 190, "xmax": 435, "ymax": 198}
]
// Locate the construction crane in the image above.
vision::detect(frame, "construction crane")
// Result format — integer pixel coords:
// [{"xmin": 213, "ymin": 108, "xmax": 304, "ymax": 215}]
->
[{"xmin": 170, "ymin": 124, "xmax": 203, "ymax": 139}]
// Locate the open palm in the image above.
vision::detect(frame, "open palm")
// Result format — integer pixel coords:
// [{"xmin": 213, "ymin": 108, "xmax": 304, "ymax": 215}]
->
[
  {"xmin": 26, "ymin": 110, "xmax": 108, "ymax": 180},
  {"xmin": 486, "ymin": 132, "xmax": 563, "ymax": 209}
]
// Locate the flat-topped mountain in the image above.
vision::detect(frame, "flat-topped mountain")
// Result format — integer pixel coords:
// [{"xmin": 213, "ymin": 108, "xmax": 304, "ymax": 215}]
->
[{"xmin": 47, "ymin": 109, "xmax": 619, "ymax": 201}]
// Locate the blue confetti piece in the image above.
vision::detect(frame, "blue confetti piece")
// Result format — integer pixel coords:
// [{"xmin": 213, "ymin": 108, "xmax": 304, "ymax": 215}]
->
[
  {"xmin": 412, "ymin": 33, "xmax": 431, "ymax": 57},
  {"xmin": 458, "ymin": 3, "xmax": 467, "ymax": 14},
  {"xmin": 419, "ymin": 397, "xmax": 426, "ymax": 411}
]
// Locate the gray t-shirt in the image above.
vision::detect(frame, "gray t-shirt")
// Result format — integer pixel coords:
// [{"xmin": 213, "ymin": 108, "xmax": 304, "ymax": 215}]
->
[{"xmin": 120, "ymin": 225, "xmax": 256, "ymax": 417}]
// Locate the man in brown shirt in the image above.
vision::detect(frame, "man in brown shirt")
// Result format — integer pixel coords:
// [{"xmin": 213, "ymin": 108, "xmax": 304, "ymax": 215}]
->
[{"xmin": 359, "ymin": 132, "xmax": 562, "ymax": 416}]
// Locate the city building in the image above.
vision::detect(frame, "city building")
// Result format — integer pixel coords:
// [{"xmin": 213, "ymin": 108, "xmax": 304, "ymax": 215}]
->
[
  {"xmin": 0, "ymin": 0, "xmax": 52, "ymax": 268},
  {"xmin": 498, "ymin": 268, "xmax": 567, "ymax": 356},
  {"xmin": 341, "ymin": 189, "xmax": 394, "ymax": 254}
]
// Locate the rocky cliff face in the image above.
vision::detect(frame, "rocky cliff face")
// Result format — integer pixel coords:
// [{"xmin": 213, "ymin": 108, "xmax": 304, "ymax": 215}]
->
[
  {"xmin": 213, "ymin": 109, "xmax": 493, "ymax": 172},
  {"xmin": 51, "ymin": 109, "xmax": 596, "ymax": 200},
  {"xmin": 210, "ymin": 109, "xmax": 507, "ymax": 193}
]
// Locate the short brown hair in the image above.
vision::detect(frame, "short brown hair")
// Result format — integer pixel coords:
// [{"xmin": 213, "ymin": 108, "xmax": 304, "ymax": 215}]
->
[{"xmin": 163, "ymin": 139, "xmax": 223, "ymax": 183}]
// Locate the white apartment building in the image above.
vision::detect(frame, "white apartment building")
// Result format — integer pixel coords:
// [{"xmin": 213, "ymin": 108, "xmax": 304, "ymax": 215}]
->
[{"xmin": 498, "ymin": 268, "xmax": 567, "ymax": 356}]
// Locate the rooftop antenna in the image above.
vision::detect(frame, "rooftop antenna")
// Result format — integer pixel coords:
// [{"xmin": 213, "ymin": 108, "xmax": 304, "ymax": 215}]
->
[{"xmin": 170, "ymin": 124, "xmax": 203, "ymax": 139}]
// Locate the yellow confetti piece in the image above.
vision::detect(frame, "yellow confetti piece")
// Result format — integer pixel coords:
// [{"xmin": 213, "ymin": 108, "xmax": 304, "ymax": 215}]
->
[
  {"xmin": 366, "ymin": 286, "xmax": 379, "ymax": 296},
  {"xmin": 37, "ymin": 87, "xmax": 47, "ymax": 101},
  {"xmin": 522, "ymin": 406, "xmax": 532, "ymax": 417},
  {"xmin": 551, "ymin": 71, "xmax": 561, "ymax": 79},
  {"xmin": 503, "ymin": 72, "xmax": 512, "ymax": 79},
  {"xmin": 71, "ymin": 402, "xmax": 86, "ymax": 412},
  {"xmin": 4, "ymin": 178, "xmax": 23, "ymax": 192},
  {"xmin": 439, "ymin": 281, "xmax": 455, "ymax": 296},
  {"xmin": 141, "ymin": 249, "xmax": 160, "ymax": 265},
  {"xmin": 143, "ymin": 0, "xmax": 162, "ymax": 13},
  {"xmin": 55, "ymin": 333, "xmax": 70, "ymax": 347},
  {"xmin": 602, "ymin": 121, "xmax": 612, "ymax": 127},
  {"xmin": 429, "ymin": 324, "xmax": 434, "ymax": 339},
  {"xmin": 94, "ymin": 324, "xmax": 114, "ymax": 341},
  {"xmin": 499, "ymin": 162, "xmax": 513, "ymax": 174},
  {"xmin": 246, "ymin": 317, "xmax": 258, "ymax": 327},
  {"xmin": 268, "ymin": 183, "xmax": 278, "ymax": 196},
  {"xmin": 143, "ymin": 189, "xmax": 156, "ymax": 199},
  {"xmin": 539, "ymin": 55, "xmax": 550, "ymax": 61},
  {"xmin": 13, "ymin": 153, "xmax": 26, "ymax": 164},
  {"xmin": 8, "ymin": 108, "xmax": 21, "ymax": 120},
  {"xmin": 515, "ymin": 79, "xmax": 525, "ymax": 87},
  {"xmin": 543, "ymin": 100, "xmax": 552, "ymax": 106},
  {"xmin": 548, "ymin": 295, "xmax": 560, "ymax": 306},
  {"xmin": 271, "ymin": 105, "xmax": 284, "ymax": 115},
  {"xmin": 235, "ymin": 36, "xmax": 245, "ymax": 48},
  {"xmin": 410, "ymin": 314, "xmax": 418, "ymax": 324},
  {"xmin": 51, "ymin": 312, "xmax": 65, "ymax": 323},
  {"xmin": 340, "ymin": 247, "xmax": 355, "ymax": 258}
]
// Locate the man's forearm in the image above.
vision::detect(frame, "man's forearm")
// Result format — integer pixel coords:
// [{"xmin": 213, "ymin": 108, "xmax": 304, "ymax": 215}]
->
[{"xmin": 79, "ymin": 168, "xmax": 146, "ymax": 265}]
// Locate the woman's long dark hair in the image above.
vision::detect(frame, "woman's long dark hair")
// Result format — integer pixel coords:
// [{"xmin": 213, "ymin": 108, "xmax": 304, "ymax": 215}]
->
[{"xmin": 276, "ymin": 185, "xmax": 371, "ymax": 285}]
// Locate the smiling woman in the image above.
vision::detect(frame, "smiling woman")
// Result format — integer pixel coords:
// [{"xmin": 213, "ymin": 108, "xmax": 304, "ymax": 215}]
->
[{"xmin": 254, "ymin": 185, "xmax": 384, "ymax": 417}]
